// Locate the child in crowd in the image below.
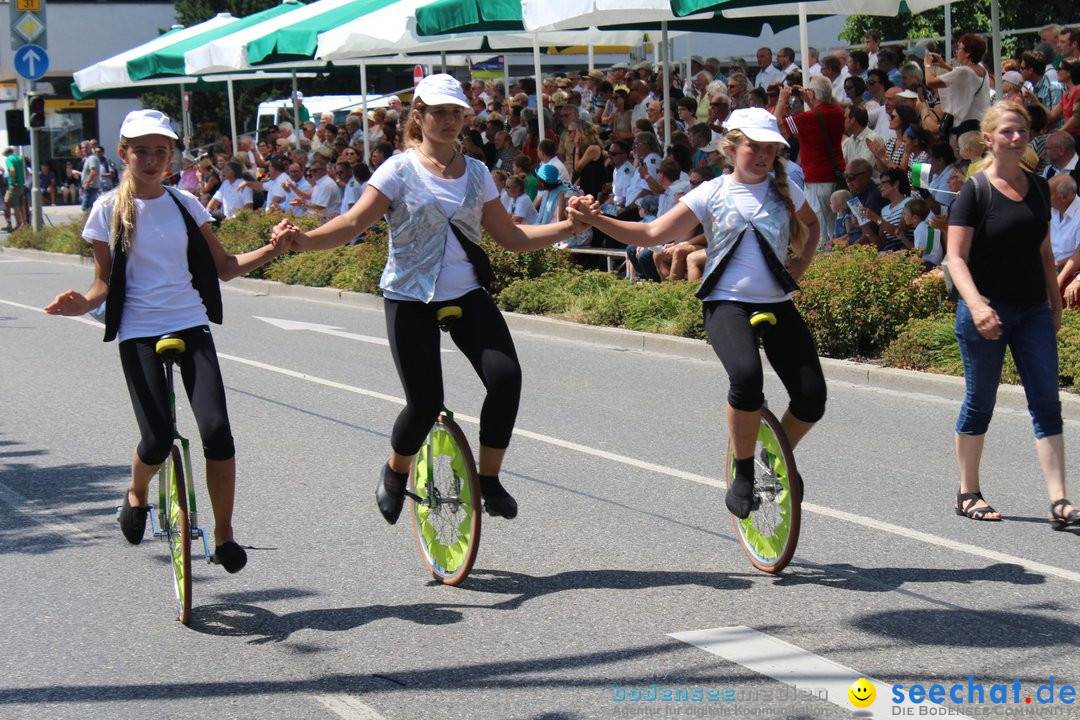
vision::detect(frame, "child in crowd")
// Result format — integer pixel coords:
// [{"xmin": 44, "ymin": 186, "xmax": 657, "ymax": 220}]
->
[
  {"xmin": 506, "ymin": 175, "xmax": 537, "ymax": 224},
  {"xmin": 492, "ymin": 170, "xmax": 512, "ymax": 213},
  {"xmin": 906, "ymin": 198, "xmax": 941, "ymax": 269},
  {"xmin": 829, "ymin": 189, "xmax": 860, "ymax": 247},
  {"xmin": 958, "ymin": 131, "xmax": 987, "ymax": 178}
]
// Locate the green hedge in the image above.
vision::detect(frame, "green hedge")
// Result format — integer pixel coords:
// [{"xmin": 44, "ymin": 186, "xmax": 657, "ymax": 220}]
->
[
  {"xmin": 883, "ymin": 310, "xmax": 1080, "ymax": 393},
  {"xmin": 6, "ymin": 216, "xmax": 93, "ymax": 256}
]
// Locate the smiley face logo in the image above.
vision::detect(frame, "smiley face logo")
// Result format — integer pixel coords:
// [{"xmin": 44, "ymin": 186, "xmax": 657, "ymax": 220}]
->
[{"xmin": 848, "ymin": 678, "xmax": 876, "ymax": 708}]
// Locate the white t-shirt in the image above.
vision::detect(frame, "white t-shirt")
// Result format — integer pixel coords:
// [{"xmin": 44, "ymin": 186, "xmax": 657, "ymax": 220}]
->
[
  {"xmin": 83, "ymin": 189, "xmax": 215, "ymax": 342},
  {"xmin": 499, "ymin": 188, "xmax": 513, "ymax": 213},
  {"xmin": 511, "ymin": 193, "xmax": 538, "ymax": 224},
  {"xmin": 680, "ymin": 176, "xmax": 807, "ymax": 303},
  {"xmin": 263, "ymin": 173, "xmax": 286, "ymax": 211},
  {"xmin": 211, "ymin": 177, "xmax": 253, "ymax": 218},
  {"xmin": 309, "ymin": 174, "xmax": 342, "ymax": 216},
  {"xmin": 282, "ymin": 176, "xmax": 312, "ymax": 216},
  {"xmin": 341, "ymin": 177, "xmax": 364, "ymax": 215},
  {"xmin": 368, "ymin": 151, "xmax": 498, "ymax": 302}
]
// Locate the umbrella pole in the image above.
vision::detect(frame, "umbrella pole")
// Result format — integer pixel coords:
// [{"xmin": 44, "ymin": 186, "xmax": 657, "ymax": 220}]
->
[
  {"xmin": 944, "ymin": 3, "xmax": 953, "ymax": 63},
  {"xmin": 799, "ymin": 3, "xmax": 810, "ymax": 88},
  {"xmin": 361, "ymin": 62, "xmax": 370, "ymax": 164},
  {"xmin": 292, "ymin": 70, "xmax": 301, "ymax": 149},
  {"xmin": 180, "ymin": 83, "xmax": 190, "ymax": 145},
  {"xmin": 662, "ymin": 21, "xmax": 671, "ymax": 153},
  {"xmin": 227, "ymin": 78, "xmax": 238, "ymax": 160},
  {"xmin": 441, "ymin": 51, "xmax": 447, "ymax": 74},
  {"xmin": 533, "ymin": 34, "xmax": 544, "ymax": 141},
  {"xmin": 991, "ymin": 0, "xmax": 1001, "ymax": 72},
  {"xmin": 504, "ymin": 55, "xmax": 510, "ymax": 99},
  {"xmin": 588, "ymin": 45, "xmax": 594, "ymax": 73}
]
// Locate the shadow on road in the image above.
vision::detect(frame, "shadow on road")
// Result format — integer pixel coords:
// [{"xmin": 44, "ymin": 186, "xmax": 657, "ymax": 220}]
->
[
  {"xmin": 772, "ymin": 561, "xmax": 1046, "ymax": 593},
  {"xmin": 855, "ymin": 607, "xmax": 1080, "ymax": 648}
]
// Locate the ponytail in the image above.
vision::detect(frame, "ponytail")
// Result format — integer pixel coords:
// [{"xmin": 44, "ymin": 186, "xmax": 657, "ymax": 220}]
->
[
  {"xmin": 771, "ymin": 156, "xmax": 809, "ymax": 258},
  {"xmin": 110, "ymin": 137, "xmax": 137, "ymax": 253}
]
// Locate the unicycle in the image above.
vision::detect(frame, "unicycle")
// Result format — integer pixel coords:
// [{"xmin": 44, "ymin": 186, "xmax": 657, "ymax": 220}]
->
[
  {"xmin": 407, "ymin": 305, "xmax": 483, "ymax": 586},
  {"xmin": 147, "ymin": 335, "xmax": 212, "ymax": 623},
  {"xmin": 725, "ymin": 311, "xmax": 803, "ymax": 574}
]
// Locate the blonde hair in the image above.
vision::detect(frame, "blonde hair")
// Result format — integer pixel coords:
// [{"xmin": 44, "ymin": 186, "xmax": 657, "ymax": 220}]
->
[
  {"xmin": 720, "ymin": 129, "xmax": 809, "ymax": 257},
  {"xmin": 981, "ymin": 100, "xmax": 1030, "ymax": 138},
  {"xmin": 110, "ymin": 137, "xmax": 137, "ymax": 252},
  {"xmin": 506, "ymin": 174, "xmax": 525, "ymax": 191}
]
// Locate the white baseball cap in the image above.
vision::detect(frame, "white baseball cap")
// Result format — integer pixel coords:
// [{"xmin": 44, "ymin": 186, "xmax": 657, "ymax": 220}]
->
[
  {"xmin": 119, "ymin": 109, "xmax": 178, "ymax": 140},
  {"xmin": 895, "ymin": 89, "xmax": 919, "ymax": 100},
  {"xmin": 1001, "ymin": 70, "xmax": 1024, "ymax": 87},
  {"xmin": 414, "ymin": 73, "xmax": 469, "ymax": 109},
  {"xmin": 722, "ymin": 107, "xmax": 788, "ymax": 147}
]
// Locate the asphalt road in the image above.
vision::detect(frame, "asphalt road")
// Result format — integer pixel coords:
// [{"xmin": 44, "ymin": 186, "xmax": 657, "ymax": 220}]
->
[{"xmin": 2, "ymin": 250, "xmax": 1079, "ymax": 720}]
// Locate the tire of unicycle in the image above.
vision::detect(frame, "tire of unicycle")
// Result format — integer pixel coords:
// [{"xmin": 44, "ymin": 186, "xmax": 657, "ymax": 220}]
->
[
  {"xmin": 164, "ymin": 446, "xmax": 192, "ymax": 624},
  {"xmin": 409, "ymin": 413, "xmax": 481, "ymax": 586},
  {"xmin": 725, "ymin": 407, "xmax": 802, "ymax": 574}
]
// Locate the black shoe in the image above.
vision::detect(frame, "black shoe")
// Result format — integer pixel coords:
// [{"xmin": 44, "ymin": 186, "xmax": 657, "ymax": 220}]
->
[
  {"xmin": 479, "ymin": 476, "xmax": 518, "ymax": 519},
  {"xmin": 376, "ymin": 463, "xmax": 408, "ymax": 525},
  {"xmin": 117, "ymin": 494, "xmax": 149, "ymax": 545},
  {"xmin": 725, "ymin": 475, "xmax": 760, "ymax": 519},
  {"xmin": 212, "ymin": 541, "xmax": 247, "ymax": 573}
]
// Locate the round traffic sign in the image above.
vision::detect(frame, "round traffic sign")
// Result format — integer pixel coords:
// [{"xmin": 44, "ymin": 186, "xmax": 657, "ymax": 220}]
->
[{"xmin": 14, "ymin": 44, "xmax": 48, "ymax": 81}]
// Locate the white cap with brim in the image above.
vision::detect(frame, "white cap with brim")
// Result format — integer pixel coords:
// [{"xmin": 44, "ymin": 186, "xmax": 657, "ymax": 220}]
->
[
  {"xmin": 895, "ymin": 89, "xmax": 919, "ymax": 100},
  {"xmin": 722, "ymin": 107, "xmax": 788, "ymax": 147},
  {"xmin": 414, "ymin": 73, "xmax": 469, "ymax": 109},
  {"xmin": 120, "ymin": 109, "xmax": 178, "ymax": 140}
]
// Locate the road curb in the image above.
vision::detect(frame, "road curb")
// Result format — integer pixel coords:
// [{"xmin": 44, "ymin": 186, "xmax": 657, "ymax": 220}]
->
[{"xmin": 7, "ymin": 245, "xmax": 1078, "ymax": 417}]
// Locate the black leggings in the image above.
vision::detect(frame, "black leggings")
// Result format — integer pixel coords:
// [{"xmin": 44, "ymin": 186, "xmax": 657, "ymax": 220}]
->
[
  {"xmin": 118, "ymin": 325, "xmax": 235, "ymax": 465},
  {"xmin": 703, "ymin": 300, "xmax": 827, "ymax": 423},
  {"xmin": 386, "ymin": 289, "xmax": 522, "ymax": 456}
]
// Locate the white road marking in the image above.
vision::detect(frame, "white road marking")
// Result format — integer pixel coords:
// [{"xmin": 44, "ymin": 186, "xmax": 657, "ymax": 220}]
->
[
  {"xmin": 255, "ymin": 315, "xmax": 453, "ymax": 353},
  {"xmin": 0, "ymin": 480, "xmax": 96, "ymax": 543},
  {"xmin": 669, "ymin": 626, "xmax": 960, "ymax": 716},
  {"xmin": 7, "ymin": 296, "xmax": 1080, "ymax": 585},
  {"xmin": 0, "ymin": 297, "xmax": 101, "ymax": 327},
  {"xmin": 311, "ymin": 693, "xmax": 388, "ymax": 720}
]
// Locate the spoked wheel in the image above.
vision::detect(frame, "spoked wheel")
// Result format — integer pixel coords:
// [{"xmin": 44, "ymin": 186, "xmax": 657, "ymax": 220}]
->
[
  {"xmin": 726, "ymin": 407, "xmax": 802, "ymax": 574},
  {"xmin": 409, "ymin": 413, "xmax": 481, "ymax": 586},
  {"xmin": 164, "ymin": 446, "xmax": 192, "ymax": 624}
]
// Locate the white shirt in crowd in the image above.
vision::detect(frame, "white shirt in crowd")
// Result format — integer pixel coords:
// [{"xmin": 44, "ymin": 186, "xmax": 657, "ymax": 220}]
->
[
  {"xmin": 754, "ymin": 64, "xmax": 788, "ymax": 89},
  {"xmin": 679, "ymin": 175, "xmax": 807, "ymax": 304},
  {"xmin": 340, "ymin": 177, "xmax": 364, "ymax": 216},
  {"xmin": 658, "ymin": 176, "xmax": 691, "ymax": 217},
  {"xmin": 212, "ymin": 177, "xmax": 253, "ymax": 218},
  {"xmin": 368, "ymin": 151, "xmax": 498, "ymax": 302},
  {"xmin": 262, "ymin": 174, "xmax": 286, "ymax": 211},
  {"xmin": 309, "ymin": 173, "xmax": 342, "ymax": 216},
  {"xmin": 611, "ymin": 161, "xmax": 649, "ymax": 208},
  {"xmin": 1051, "ymin": 194, "xmax": 1080, "ymax": 264},
  {"xmin": 282, "ymin": 176, "xmax": 312, "ymax": 216},
  {"xmin": 511, "ymin": 193, "xmax": 538, "ymax": 224},
  {"xmin": 545, "ymin": 155, "xmax": 572, "ymax": 184},
  {"xmin": 82, "ymin": 189, "xmax": 214, "ymax": 343}
]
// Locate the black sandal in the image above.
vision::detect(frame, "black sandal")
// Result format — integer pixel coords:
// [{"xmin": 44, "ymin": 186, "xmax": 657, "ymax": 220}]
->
[
  {"xmin": 1049, "ymin": 498, "xmax": 1080, "ymax": 531},
  {"xmin": 955, "ymin": 490, "xmax": 1001, "ymax": 521}
]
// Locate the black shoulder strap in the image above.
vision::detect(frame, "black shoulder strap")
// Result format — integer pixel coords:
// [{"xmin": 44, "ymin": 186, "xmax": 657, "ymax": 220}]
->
[
  {"xmin": 972, "ymin": 171, "xmax": 991, "ymax": 243},
  {"xmin": 449, "ymin": 221, "xmax": 494, "ymax": 292}
]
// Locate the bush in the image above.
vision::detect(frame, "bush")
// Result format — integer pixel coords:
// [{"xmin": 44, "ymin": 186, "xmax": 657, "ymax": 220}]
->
[
  {"xmin": 795, "ymin": 246, "xmax": 947, "ymax": 358},
  {"xmin": 215, "ymin": 210, "xmax": 324, "ymax": 279},
  {"xmin": 480, "ymin": 235, "xmax": 571, "ymax": 295},
  {"xmin": 6, "ymin": 217, "xmax": 92, "ymax": 256},
  {"xmin": 883, "ymin": 309, "xmax": 1080, "ymax": 392}
]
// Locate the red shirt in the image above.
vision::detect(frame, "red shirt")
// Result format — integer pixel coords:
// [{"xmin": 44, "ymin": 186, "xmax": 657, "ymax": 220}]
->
[{"xmin": 783, "ymin": 102, "xmax": 846, "ymax": 184}]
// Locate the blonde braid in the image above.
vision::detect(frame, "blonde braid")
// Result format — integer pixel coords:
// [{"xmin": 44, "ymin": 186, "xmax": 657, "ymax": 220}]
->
[
  {"xmin": 110, "ymin": 138, "xmax": 137, "ymax": 253},
  {"xmin": 771, "ymin": 156, "xmax": 808, "ymax": 258}
]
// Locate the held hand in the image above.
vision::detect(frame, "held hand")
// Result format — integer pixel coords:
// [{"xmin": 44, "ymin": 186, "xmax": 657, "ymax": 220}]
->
[
  {"xmin": 44, "ymin": 290, "xmax": 90, "ymax": 317},
  {"xmin": 970, "ymin": 301, "xmax": 1002, "ymax": 340},
  {"xmin": 1065, "ymin": 281, "xmax": 1080, "ymax": 310},
  {"xmin": 929, "ymin": 214, "xmax": 949, "ymax": 232},
  {"xmin": 289, "ymin": 197, "xmax": 305, "ymax": 207}
]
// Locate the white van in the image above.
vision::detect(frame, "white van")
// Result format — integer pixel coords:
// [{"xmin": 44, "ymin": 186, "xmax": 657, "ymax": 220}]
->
[{"xmin": 255, "ymin": 94, "xmax": 396, "ymax": 138}]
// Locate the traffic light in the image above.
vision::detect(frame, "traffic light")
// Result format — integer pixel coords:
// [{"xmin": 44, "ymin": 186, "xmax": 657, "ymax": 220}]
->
[
  {"xmin": 28, "ymin": 96, "xmax": 44, "ymax": 129},
  {"xmin": 5, "ymin": 109, "xmax": 29, "ymax": 146}
]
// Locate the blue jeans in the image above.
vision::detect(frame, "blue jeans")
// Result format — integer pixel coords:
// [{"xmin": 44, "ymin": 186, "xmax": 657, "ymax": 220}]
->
[
  {"xmin": 81, "ymin": 187, "xmax": 100, "ymax": 212},
  {"xmin": 954, "ymin": 298, "xmax": 1062, "ymax": 438},
  {"xmin": 626, "ymin": 245, "xmax": 660, "ymax": 281}
]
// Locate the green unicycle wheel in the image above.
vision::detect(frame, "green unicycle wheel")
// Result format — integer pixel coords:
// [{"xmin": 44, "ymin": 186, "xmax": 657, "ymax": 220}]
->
[
  {"xmin": 162, "ymin": 446, "xmax": 192, "ymax": 624},
  {"xmin": 409, "ymin": 411, "xmax": 482, "ymax": 586},
  {"xmin": 726, "ymin": 406, "xmax": 802, "ymax": 574}
]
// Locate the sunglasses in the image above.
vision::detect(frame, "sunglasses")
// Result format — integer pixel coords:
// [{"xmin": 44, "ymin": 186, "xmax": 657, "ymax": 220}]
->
[
  {"xmin": 844, "ymin": 172, "xmax": 867, "ymax": 180},
  {"xmin": 880, "ymin": 179, "xmax": 895, "ymax": 185}
]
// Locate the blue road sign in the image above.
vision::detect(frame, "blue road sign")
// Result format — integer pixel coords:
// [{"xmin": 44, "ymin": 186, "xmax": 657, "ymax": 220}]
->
[{"xmin": 14, "ymin": 44, "xmax": 48, "ymax": 81}]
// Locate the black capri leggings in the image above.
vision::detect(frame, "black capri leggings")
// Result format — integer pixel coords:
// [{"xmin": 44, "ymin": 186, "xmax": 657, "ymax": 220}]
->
[
  {"xmin": 118, "ymin": 325, "xmax": 235, "ymax": 466},
  {"xmin": 703, "ymin": 299, "xmax": 827, "ymax": 424},
  {"xmin": 385, "ymin": 289, "xmax": 522, "ymax": 456}
]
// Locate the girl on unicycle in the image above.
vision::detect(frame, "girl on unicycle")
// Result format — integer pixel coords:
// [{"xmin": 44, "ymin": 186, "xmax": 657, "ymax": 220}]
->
[
  {"xmin": 272, "ymin": 75, "xmax": 588, "ymax": 525},
  {"xmin": 45, "ymin": 110, "xmax": 291, "ymax": 572},
  {"xmin": 569, "ymin": 107, "xmax": 827, "ymax": 519}
]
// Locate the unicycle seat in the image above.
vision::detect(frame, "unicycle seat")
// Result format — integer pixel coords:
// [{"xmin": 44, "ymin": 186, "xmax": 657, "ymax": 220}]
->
[
  {"xmin": 155, "ymin": 335, "xmax": 186, "ymax": 358},
  {"xmin": 436, "ymin": 305, "xmax": 462, "ymax": 332}
]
